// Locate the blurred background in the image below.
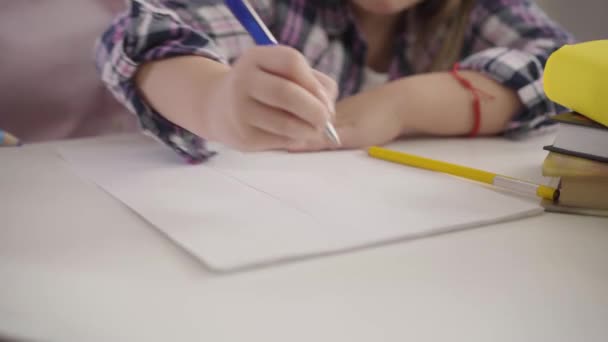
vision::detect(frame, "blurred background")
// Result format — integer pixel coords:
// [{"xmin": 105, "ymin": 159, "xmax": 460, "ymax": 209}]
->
[{"xmin": 537, "ymin": 0, "xmax": 608, "ymax": 41}]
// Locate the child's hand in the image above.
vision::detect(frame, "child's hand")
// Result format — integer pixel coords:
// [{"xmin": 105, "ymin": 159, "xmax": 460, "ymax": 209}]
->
[
  {"xmin": 204, "ymin": 46, "xmax": 337, "ymax": 151},
  {"xmin": 287, "ymin": 90, "xmax": 410, "ymax": 152}
]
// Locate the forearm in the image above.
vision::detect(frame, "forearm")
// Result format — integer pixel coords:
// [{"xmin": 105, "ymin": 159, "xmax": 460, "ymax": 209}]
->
[
  {"xmin": 345, "ymin": 71, "xmax": 523, "ymax": 137},
  {"xmin": 135, "ymin": 56, "xmax": 229, "ymax": 138}
]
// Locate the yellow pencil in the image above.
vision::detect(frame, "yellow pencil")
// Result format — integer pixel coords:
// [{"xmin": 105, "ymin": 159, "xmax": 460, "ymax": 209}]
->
[
  {"xmin": 368, "ymin": 146, "xmax": 559, "ymax": 201},
  {"xmin": 0, "ymin": 129, "xmax": 21, "ymax": 147}
]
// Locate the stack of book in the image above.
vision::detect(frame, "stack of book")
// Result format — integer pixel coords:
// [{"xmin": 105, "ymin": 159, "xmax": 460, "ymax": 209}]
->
[{"xmin": 542, "ymin": 40, "xmax": 608, "ymax": 215}]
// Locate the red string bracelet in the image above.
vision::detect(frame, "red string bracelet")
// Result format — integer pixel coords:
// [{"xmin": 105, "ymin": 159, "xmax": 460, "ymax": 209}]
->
[{"xmin": 450, "ymin": 63, "xmax": 494, "ymax": 138}]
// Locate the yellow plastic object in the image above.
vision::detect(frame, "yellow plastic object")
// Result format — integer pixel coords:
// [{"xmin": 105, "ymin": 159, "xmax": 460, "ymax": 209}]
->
[
  {"xmin": 367, "ymin": 146, "xmax": 559, "ymax": 201},
  {"xmin": 544, "ymin": 40, "xmax": 608, "ymax": 126}
]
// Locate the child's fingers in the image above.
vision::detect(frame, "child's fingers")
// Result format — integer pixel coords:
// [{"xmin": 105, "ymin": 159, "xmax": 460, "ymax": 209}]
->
[
  {"xmin": 245, "ymin": 101, "xmax": 321, "ymax": 141},
  {"xmin": 312, "ymin": 69, "xmax": 338, "ymax": 103},
  {"xmin": 286, "ymin": 139, "xmax": 329, "ymax": 153},
  {"xmin": 249, "ymin": 129, "xmax": 295, "ymax": 151},
  {"xmin": 312, "ymin": 70, "xmax": 338, "ymax": 120},
  {"xmin": 286, "ymin": 129, "xmax": 341, "ymax": 153},
  {"xmin": 230, "ymin": 125, "xmax": 290, "ymax": 152},
  {"xmin": 249, "ymin": 46, "xmax": 334, "ymax": 118},
  {"xmin": 247, "ymin": 70, "xmax": 329, "ymax": 130}
]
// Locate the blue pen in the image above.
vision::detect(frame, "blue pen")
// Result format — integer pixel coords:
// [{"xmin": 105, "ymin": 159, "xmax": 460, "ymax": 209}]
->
[{"xmin": 225, "ymin": 0, "xmax": 341, "ymax": 145}]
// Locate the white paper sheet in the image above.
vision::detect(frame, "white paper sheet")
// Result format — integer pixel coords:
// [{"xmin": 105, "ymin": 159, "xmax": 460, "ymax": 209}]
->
[{"xmin": 58, "ymin": 134, "xmax": 543, "ymax": 272}]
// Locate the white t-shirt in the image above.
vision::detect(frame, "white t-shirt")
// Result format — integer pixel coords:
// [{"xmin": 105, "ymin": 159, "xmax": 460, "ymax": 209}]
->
[{"xmin": 360, "ymin": 67, "xmax": 389, "ymax": 91}]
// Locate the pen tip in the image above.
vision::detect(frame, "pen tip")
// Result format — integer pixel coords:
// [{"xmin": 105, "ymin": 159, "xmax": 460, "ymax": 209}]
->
[{"xmin": 325, "ymin": 122, "xmax": 341, "ymax": 146}]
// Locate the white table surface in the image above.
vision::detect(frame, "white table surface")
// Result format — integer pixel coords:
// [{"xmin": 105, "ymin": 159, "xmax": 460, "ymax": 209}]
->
[{"xmin": 1, "ymin": 133, "xmax": 607, "ymax": 342}]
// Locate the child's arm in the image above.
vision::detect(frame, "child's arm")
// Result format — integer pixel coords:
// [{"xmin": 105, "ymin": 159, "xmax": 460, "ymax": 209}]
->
[
  {"xmin": 324, "ymin": 71, "xmax": 520, "ymax": 149},
  {"xmin": 96, "ymin": 0, "xmax": 334, "ymax": 160},
  {"xmin": 302, "ymin": 0, "xmax": 574, "ymax": 150},
  {"xmin": 96, "ymin": 1, "xmax": 227, "ymax": 161},
  {"xmin": 452, "ymin": 0, "xmax": 575, "ymax": 136}
]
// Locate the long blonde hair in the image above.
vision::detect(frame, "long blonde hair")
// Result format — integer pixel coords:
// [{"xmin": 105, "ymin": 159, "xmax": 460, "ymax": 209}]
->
[{"xmin": 413, "ymin": 0, "xmax": 476, "ymax": 72}]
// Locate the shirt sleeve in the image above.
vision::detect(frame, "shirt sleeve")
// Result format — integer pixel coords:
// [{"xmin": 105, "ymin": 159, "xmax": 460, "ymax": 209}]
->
[
  {"xmin": 95, "ymin": 0, "xmax": 273, "ymax": 162},
  {"xmin": 458, "ymin": 0, "xmax": 575, "ymax": 138}
]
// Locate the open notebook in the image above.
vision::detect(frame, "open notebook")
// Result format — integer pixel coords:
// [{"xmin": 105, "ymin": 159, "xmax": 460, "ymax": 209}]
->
[{"xmin": 58, "ymin": 134, "xmax": 543, "ymax": 272}]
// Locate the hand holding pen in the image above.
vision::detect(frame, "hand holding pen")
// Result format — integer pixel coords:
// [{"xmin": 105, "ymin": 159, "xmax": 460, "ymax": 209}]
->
[
  {"xmin": 207, "ymin": 0, "xmax": 340, "ymax": 151},
  {"xmin": 203, "ymin": 44, "xmax": 339, "ymax": 151},
  {"xmin": 135, "ymin": 0, "xmax": 339, "ymax": 153}
]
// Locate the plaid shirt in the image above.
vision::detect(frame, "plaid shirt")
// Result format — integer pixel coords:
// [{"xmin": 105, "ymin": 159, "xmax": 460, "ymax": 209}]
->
[{"xmin": 96, "ymin": 0, "xmax": 573, "ymax": 162}]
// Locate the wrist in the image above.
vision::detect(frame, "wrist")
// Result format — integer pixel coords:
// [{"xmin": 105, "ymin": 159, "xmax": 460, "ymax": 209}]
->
[
  {"xmin": 135, "ymin": 56, "xmax": 230, "ymax": 138},
  {"xmin": 380, "ymin": 78, "xmax": 421, "ymax": 137},
  {"xmin": 195, "ymin": 66, "xmax": 232, "ymax": 140}
]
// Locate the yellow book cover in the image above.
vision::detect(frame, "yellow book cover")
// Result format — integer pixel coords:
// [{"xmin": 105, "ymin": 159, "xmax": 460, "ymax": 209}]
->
[
  {"xmin": 544, "ymin": 40, "xmax": 608, "ymax": 127},
  {"xmin": 542, "ymin": 151, "xmax": 608, "ymax": 178}
]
